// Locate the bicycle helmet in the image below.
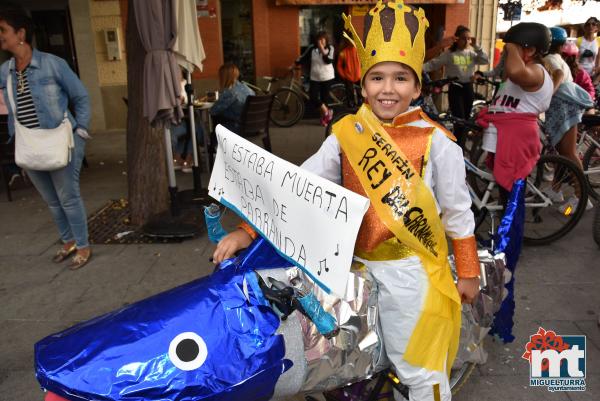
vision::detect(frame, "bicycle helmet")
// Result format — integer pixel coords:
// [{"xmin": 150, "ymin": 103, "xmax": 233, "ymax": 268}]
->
[
  {"xmin": 561, "ymin": 41, "xmax": 579, "ymax": 57},
  {"xmin": 549, "ymin": 26, "xmax": 568, "ymax": 45},
  {"xmin": 503, "ymin": 22, "xmax": 551, "ymax": 55}
]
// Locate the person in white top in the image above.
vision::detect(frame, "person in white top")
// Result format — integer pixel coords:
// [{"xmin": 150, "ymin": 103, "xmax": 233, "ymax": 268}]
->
[
  {"xmin": 295, "ymin": 32, "xmax": 335, "ymax": 126},
  {"xmin": 576, "ymin": 17, "xmax": 600, "ymax": 78}
]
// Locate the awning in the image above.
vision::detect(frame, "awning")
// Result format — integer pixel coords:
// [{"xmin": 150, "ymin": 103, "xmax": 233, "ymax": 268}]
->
[
  {"xmin": 276, "ymin": 0, "xmax": 462, "ymax": 5},
  {"xmin": 497, "ymin": 0, "xmax": 600, "ymax": 33}
]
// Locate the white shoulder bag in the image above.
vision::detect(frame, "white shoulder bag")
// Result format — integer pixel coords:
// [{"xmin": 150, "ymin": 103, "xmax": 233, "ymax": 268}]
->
[{"xmin": 6, "ymin": 59, "xmax": 74, "ymax": 171}]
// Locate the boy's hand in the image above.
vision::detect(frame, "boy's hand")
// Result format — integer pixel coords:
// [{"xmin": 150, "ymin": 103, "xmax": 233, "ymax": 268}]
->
[
  {"xmin": 212, "ymin": 229, "xmax": 253, "ymax": 264},
  {"xmin": 457, "ymin": 277, "xmax": 480, "ymax": 304}
]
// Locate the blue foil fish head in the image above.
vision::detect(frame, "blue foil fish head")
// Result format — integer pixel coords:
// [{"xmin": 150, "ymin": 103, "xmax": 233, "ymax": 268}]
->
[{"xmin": 35, "ymin": 243, "xmax": 292, "ymax": 401}]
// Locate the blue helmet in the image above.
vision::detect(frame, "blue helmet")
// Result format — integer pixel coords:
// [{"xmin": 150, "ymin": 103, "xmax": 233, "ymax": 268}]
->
[{"xmin": 549, "ymin": 26, "xmax": 568, "ymax": 45}]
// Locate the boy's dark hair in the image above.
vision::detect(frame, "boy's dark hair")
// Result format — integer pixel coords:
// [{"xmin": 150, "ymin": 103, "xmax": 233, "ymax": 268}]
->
[
  {"xmin": 450, "ymin": 25, "xmax": 470, "ymax": 52},
  {"xmin": 0, "ymin": 3, "xmax": 34, "ymax": 45}
]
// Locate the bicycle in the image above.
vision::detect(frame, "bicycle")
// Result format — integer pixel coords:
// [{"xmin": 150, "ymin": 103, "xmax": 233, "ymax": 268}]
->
[
  {"xmin": 458, "ymin": 113, "xmax": 589, "ymax": 245},
  {"xmin": 594, "ymin": 203, "xmax": 600, "ymax": 247},
  {"xmin": 578, "ymin": 114, "xmax": 600, "ymax": 200},
  {"xmin": 244, "ymin": 68, "xmax": 361, "ymax": 128}
]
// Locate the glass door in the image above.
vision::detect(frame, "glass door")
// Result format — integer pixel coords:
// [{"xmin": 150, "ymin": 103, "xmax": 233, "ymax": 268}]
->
[{"xmin": 221, "ymin": 0, "xmax": 254, "ymax": 80}]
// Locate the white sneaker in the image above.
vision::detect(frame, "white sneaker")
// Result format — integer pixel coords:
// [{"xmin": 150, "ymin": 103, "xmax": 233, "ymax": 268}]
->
[
  {"xmin": 586, "ymin": 198, "xmax": 594, "ymax": 210},
  {"xmin": 545, "ymin": 187, "xmax": 564, "ymax": 203},
  {"xmin": 557, "ymin": 196, "xmax": 594, "ymax": 215}
]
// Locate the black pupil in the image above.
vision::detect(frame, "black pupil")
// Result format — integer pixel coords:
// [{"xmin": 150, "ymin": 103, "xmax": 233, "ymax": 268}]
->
[{"xmin": 176, "ymin": 339, "xmax": 199, "ymax": 362}]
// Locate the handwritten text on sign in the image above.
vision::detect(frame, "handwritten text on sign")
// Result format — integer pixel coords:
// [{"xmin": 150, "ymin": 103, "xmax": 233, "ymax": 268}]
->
[{"xmin": 208, "ymin": 125, "xmax": 370, "ymax": 296}]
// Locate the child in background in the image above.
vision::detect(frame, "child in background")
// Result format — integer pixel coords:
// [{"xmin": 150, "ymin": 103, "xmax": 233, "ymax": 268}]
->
[
  {"xmin": 562, "ymin": 41, "xmax": 596, "ymax": 102},
  {"xmin": 336, "ymin": 35, "xmax": 361, "ymax": 108},
  {"xmin": 423, "ymin": 25, "xmax": 489, "ymax": 147},
  {"xmin": 214, "ymin": 1, "xmax": 480, "ymax": 399},
  {"xmin": 296, "ymin": 31, "xmax": 335, "ymax": 126},
  {"xmin": 479, "ymin": 22, "xmax": 553, "ymax": 204}
]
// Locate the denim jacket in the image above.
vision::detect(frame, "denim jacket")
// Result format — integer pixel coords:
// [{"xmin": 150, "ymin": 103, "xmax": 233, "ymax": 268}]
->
[
  {"xmin": 210, "ymin": 81, "xmax": 255, "ymax": 125},
  {"xmin": 0, "ymin": 49, "xmax": 90, "ymax": 139}
]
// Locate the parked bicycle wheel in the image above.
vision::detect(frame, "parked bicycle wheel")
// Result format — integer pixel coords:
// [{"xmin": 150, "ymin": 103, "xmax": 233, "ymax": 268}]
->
[
  {"xmin": 593, "ymin": 204, "xmax": 600, "ymax": 247},
  {"xmin": 271, "ymin": 88, "xmax": 304, "ymax": 127},
  {"xmin": 524, "ymin": 154, "xmax": 589, "ymax": 245},
  {"xmin": 582, "ymin": 141, "xmax": 600, "ymax": 200},
  {"xmin": 328, "ymin": 82, "xmax": 361, "ymax": 108}
]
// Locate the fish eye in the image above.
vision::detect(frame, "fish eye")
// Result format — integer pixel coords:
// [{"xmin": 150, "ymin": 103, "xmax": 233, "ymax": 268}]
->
[{"xmin": 168, "ymin": 332, "xmax": 208, "ymax": 371}]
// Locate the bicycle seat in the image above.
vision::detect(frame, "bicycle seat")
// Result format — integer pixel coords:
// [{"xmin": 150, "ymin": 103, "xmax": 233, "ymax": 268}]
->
[{"xmin": 581, "ymin": 113, "xmax": 600, "ymax": 127}]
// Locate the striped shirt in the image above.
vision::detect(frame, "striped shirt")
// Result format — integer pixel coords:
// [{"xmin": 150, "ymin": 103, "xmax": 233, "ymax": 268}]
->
[{"xmin": 15, "ymin": 67, "xmax": 41, "ymax": 129}]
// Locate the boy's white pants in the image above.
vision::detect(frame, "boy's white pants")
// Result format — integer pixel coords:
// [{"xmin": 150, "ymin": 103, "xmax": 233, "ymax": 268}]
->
[{"xmin": 361, "ymin": 256, "xmax": 452, "ymax": 401}]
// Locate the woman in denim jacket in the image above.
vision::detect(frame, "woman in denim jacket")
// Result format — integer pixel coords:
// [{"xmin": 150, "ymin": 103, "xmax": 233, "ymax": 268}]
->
[
  {"xmin": 0, "ymin": 5, "xmax": 92, "ymax": 269},
  {"xmin": 210, "ymin": 63, "xmax": 255, "ymax": 133}
]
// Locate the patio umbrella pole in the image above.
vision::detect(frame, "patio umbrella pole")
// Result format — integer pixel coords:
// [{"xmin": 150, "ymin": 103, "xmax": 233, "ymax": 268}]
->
[
  {"xmin": 185, "ymin": 71, "xmax": 203, "ymax": 192},
  {"xmin": 164, "ymin": 125, "xmax": 181, "ymax": 216}
]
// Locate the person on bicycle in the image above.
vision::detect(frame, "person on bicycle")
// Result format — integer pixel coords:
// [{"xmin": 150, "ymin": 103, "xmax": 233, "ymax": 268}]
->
[
  {"xmin": 423, "ymin": 25, "xmax": 489, "ymax": 147},
  {"xmin": 295, "ymin": 31, "xmax": 335, "ymax": 127},
  {"xmin": 214, "ymin": 1, "xmax": 480, "ymax": 400},
  {"xmin": 478, "ymin": 23, "xmax": 553, "ymax": 203},
  {"xmin": 562, "ymin": 41, "xmax": 596, "ymax": 103},
  {"xmin": 544, "ymin": 27, "xmax": 594, "ymax": 212}
]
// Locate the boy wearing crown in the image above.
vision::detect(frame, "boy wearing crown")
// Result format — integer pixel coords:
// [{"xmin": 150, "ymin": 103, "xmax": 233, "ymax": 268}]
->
[{"xmin": 213, "ymin": 1, "xmax": 480, "ymax": 399}]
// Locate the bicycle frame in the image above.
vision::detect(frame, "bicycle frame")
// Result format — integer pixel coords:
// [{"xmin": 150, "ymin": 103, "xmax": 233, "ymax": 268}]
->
[{"xmin": 463, "ymin": 158, "xmax": 553, "ymax": 213}]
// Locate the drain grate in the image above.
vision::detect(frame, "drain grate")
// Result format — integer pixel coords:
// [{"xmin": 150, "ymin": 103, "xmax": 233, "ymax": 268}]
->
[{"xmin": 87, "ymin": 199, "xmax": 203, "ymax": 244}]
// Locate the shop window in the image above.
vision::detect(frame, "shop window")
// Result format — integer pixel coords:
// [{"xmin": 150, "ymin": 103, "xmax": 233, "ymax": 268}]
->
[
  {"xmin": 299, "ymin": 6, "xmax": 346, "ymax": 55},
  {"xmin": 221, "ymin": 0, "xmax": 254, "ymax": 80}
]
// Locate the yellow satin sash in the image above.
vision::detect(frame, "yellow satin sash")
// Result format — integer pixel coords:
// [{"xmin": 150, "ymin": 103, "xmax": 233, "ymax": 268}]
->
[{"xmin": 333, "ymin": 105, "xmax": 461, "ymax": 374}]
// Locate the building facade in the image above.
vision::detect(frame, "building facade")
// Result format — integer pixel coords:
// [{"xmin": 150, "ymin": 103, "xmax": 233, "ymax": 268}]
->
[{"xmin": 4, "ymin": 0, "xmax": 478, "ymax": 131}]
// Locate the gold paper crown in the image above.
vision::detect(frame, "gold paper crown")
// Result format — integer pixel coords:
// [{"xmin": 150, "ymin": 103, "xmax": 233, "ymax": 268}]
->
[{"xmin": 343, "ymin": 0, "xmax": 429, "ymax": 82}]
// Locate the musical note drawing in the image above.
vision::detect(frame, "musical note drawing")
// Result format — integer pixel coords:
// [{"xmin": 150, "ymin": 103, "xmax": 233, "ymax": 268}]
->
[
  {"xmin": 317, "ymin": 258, "xmax": 329, "ymax": 276},
  {"xmin": 218, "ymin": 187, "xmax": 224, "ymax": 196},
  {"xmin": 334, "ymin": 244, "xmax": 340, "ymax": 256}
]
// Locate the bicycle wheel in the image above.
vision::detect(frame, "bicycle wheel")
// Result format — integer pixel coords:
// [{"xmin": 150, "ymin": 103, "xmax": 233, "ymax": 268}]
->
[
  {"xmin": 328, "ymin": 83, "xmax": 347, "ymax": 108},
  {"xmin": 270, "ymin": 88, "xmax": 304, "ymax": 127},
  {"xmin": 593, "ymin": 205, "xmax": 600, "ymax": 247},
  {"xmin": 582, "ymin": 141, "xmax": 600, "ymax": 200},
  {"xmin": 523, "ymin": 154, "xmax": 589, "ymax": 245}
]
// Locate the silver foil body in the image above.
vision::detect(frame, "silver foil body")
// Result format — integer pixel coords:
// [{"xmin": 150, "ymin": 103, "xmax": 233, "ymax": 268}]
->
[{"xmin": 261, "ymin": 249, "xmax": 508, "ymax": 397}]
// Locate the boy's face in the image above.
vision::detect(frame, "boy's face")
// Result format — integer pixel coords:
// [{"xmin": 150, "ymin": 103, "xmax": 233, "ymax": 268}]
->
[{"xmin": 361, "ymin": 62, "xmax": 421, "ymax": 123}]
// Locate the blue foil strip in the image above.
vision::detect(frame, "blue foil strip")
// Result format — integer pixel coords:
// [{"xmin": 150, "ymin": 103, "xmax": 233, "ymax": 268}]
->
[
  {"xmin": 490, "ymin": 178, "xmax": 525, "ymax": 343},
  {"xmin": 35, "ymin": 261, "xmax": 291, "ymax": 401}
]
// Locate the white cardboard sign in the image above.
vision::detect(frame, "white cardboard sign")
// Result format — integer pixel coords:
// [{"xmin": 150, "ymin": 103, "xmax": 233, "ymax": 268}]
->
[{"xmin": 208, "ymin": 125, "xmax": 370, "ymax": 296}]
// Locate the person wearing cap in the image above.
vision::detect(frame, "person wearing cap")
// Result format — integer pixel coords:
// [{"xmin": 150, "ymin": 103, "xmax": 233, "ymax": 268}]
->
[
  {"xmin": 214, "ymin": 1, "xmax": 480, "ymax": 399},
  {"xmin": 576, "ymin": 17, "xmax": 600, "ymax": 78}
]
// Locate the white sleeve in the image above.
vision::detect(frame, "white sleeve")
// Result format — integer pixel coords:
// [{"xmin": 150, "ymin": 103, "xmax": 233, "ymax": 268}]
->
[
  {"xmin": 430, "ymin": 130, "xmax": 475, "ymax": 239},
  {"xmin": 300, "ymin": 134, "xmax": 342, "ymax": 184}
]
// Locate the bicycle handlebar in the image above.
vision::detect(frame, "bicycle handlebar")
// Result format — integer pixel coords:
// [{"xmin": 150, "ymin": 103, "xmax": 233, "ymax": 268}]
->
[{"xmin": 423, "ymin": 76, "xmax": 459, "ymax": 89}]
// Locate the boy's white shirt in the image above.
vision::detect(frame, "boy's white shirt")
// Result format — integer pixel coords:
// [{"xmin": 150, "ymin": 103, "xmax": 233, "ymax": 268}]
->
[{"xmin": 301, "ymin": 110, "xmax": 475, "ymax": 240}]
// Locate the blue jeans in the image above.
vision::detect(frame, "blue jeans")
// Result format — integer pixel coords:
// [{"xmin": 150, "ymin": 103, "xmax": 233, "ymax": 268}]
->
[
  {"xmin": 171, "ymin": 120, "xmax": 204, "ymax": 155},
  {"xmin": 26, "ymin": 133, "xmax": 89, "ymax": 248}
]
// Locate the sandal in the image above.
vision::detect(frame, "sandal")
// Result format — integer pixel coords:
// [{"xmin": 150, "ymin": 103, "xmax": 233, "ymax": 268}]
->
[
  {"xmin": 52, "ymin": 242, "xmax": 77, "ymax": 263},
  {"xmin": 69, "ymin": 249, "xmax": 92, "ymax": 270}
]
